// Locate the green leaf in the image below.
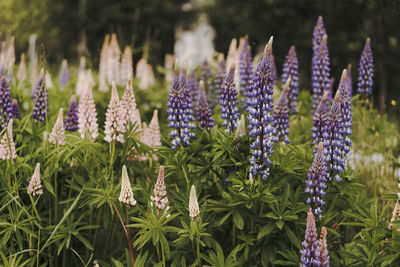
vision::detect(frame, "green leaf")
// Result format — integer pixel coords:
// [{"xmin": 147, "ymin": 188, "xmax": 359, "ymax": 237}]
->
[
  {"xmin": 232, "ymin": 211, "xmax": 244, "ymax": 230},
  {"xmin": 75, "ymin": 234, "xmax": 94, "ymax": 251},
  {"xmin": 257, "ymin": 224, "xmax": 274, "ymax": 240},
  {"xmin": 276, "ymin": 220, "xmax": 284, "ymax": 230}
]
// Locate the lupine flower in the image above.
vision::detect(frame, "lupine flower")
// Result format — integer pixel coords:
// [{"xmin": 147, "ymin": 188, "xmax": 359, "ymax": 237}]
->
[
  {"xmin": 99, "ymin": 35, "xmax": 110, "ymax": 92},
  {"xmin": 119, "ymin": 80, "xmax": 140, "ymax": 132},
  {"xmin": 58, "ymin": 59, "xmax": 69, "ymax": 90},
  {"xmin": 108, "ymin": 33, "xmax": 121, "ymax": 85},
  {"xmin": 239, "ymin": 36, "xmax": 253, "ymax": 108},
  {"xmin": 305, "ymin": 142, "xmax": 329, "ymax": 219},
  {"xmin": 271, "ymin": 55, "xmax": 277, "ymax": 84},
  {"xmin": 189, "ymin": 184, "xmax": 200, "ymax": 219},
  {"xmin": 312, "ymin": 35, "xmax": 331, "ymax": 112},
  {"xmin": 118, "ymin": 165, "xmax": 137, "ymax": 206},
  {"xmin": 32, "ymin": 70, "xmax": 49, "ymax": 122},
  {"xmin": 300, "ymin": 211, "xmax": 319, "ymax": 267},
  {"xmin": 273, "ymin": 77, "xmax": 291, "ymax": 144},
  {"xmin": 0, "ymin": 75, "xmax": 12, "ymax": 128},
  {"xmin": 214, "ymin": 53, "xmax": 226, "ymax": 97},
  {"xmin": 312, "ymin": 16, "xmax": 326, "ymax": 53},
  {"xmin": 315, "ymin": 227, "xmax": 330, "ymax": 266},
  {"xmin": 389, "ymin": 201, "xmax": 400, "ymax": 231},
  {"xmin": 65, "ymin": 95, "xmax": 79, "ymax": 131},
  {"xmin": 167, "ymin": 66, "xmax": 196, "ymax": 149},
  {"xmin": 164, "ymin": 54, "xmax": 175, "ymax": 83},
  {"xmin": 195, "ymin": 81, "xmax": 214, "ymax": 132},
  {"xmin": 17, "ymin": 53, "xmax": 27, "ymax": 82},
  {"xmin": 282, "ymin": 46, "xmax": 299, "ymax": 113},
  {"xmin": 49, "ymin": 108, "xmax": 65, "ymax": 146},
  {"xmin": 311, "ymin": 92, "xmax": 329, "ymax": 147},
  {"xmin": 136, "ymin": 58, "xmax": 155, "ymax": 90},
  {"xmin": 219, "ymin": 66, "xmax": 240, "ymax": 133},
  {"xmin": 45, "ymin": 72, "xmax": 54, "ymax": 89},
  {"xmin": 27, "ymin": 163, "xmax": 43, "ymax": 196},
  {"xmin": 30, "ymin": 60, "xmax": 38, "ymax": 90},
  {"xmin": 338, "ymin": 70, "xmax": 352, "ymax": 158},
  {"xmin": 0, "ymin": 119, "xmax": 16, "ymax": 160},
  {"xmin": 357, "ymin": 38, "xmax": 374, "ymax": 100},
  {"xmin": 201, "ymin": 60, "xmax": 214, "ymax": 107},
  {"xmin": 10, "ymin": 99, "xmax": 20, "ymax": 119},
  {"xmin": 104, "ymin": 82, "xmax": 125, "ymax": 143},
  {"xmin": 226, "ymin": 38, "xmax": 238, "ymax": 75},
  {"xmin": 141, "ymin": 109, "xmax": 162, "ymax": 160},
  {"xmin": 346, "ymin": 64, "xmax": 352, "ymax": 97},
  {"xmin": 247, "ymin": 36, "xmax": 275, "ymax": 181},
  {"xmin": 120, "ymin": 46, "xmax": 133, "ymax": 86},
  {"xmin": 187, "ymin": 69, "xmax": 200, "ymax": 105},
  {"xmin": 234, "ymin": 114, "xmax": 246, "ymax": 138},
  {"xmin": 78, "ymin": 85, "xmax": 98, "ymax": 141},
  {"xmin": 150, "ymin": 166, "xmax": 169, "ymax": 215}
]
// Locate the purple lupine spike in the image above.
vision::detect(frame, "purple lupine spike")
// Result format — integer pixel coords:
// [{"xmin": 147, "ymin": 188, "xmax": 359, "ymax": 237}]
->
[
  {"xmin": 32, "ymin": 71, "xmax": 49, "ymax": 122},
  {"xmin": 282, "ymin": 46, "xmax": 299, "ymax": 114},
  {"xmin": 214, "ymin": 54, "xmax": 226, "ymax": 97},
  {"xmin": 187, "ymin": 69, "xmax": 199, "ymax": 106},
  {"xmin": 312, "ymin": 16, "xmax": 326, "ymax": 53},
  {"xmin": 239, "ymin": 36, "xmax": 253, "ymax": 108},
  {"xmin": 0, "ymin": 76, "xmax": 12, "ymax": 128},
  {"xmin": 312, "ymin": 35, "xmax": 331, "ymax": 112},
  {"xmin": 201, "ymin": 60, "xmax": 214, "ymax": 108},
  {"xmin": 346, "ymin": 64, "xmax": 352, "ymax": 97},
  {"xmin": 195, "ymin": 81, "xmax": 214, "ymax": 132},
  {"xmin": 167, "ymin": 65, "xmax": 196, "ymax": 149},
  {"xmin": 315, "ymin": 227, "xmax": 330, "ymax": 266},
  {"xmin": 247, "ymin": 36, "xmax": 275, "ymax": 181},
  {"xmin": 271, "ymin": 55, "xmax": 277, "ymax": 85},
  {"xmin": 65, "ymin": 95, "xmax": 79, "ymax": 131},
  {"xmin": 273, "ymin": 77, "xmax": 291, "ymax": 144},
  {"xmin": 58, "ymin": 59, "xmax": 70, "ymax": 90},
  {"xmin": 300, "ymin": 211, "xmax": 319, "ymax": 267},
  {"xmin": 305, "ymin": 142, "xmax": 329, "ymax": 219},
  {"xmin": 219, "ymin": 66, "xmax": 240, "ymax": 133},
  {"xmin": 312, "ymin": 92, "xmax": 329, "ymax": 148},
  {"xmin": 10, "ymin": 99, "xmax": 20, "ymax": 119},
  {"xmin": 357, "ymin": 38, "xmax": 374, "ymax": 100},
  {"xmin": 339, "ymin": 69, "xmax": 352, "ymax": 159}
]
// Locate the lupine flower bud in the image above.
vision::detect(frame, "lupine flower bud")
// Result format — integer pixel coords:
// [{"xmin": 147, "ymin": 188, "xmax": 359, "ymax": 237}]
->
[
  {"xmin": 118, "ymin": 165, "xmax": 137, "ymax": 206},
  {"xmin": 357, "ymin": 38, "xmax": 374, "ymax": 100},
  {"xmin": 32, "ymin": 70, "xmax": 49, "ymax": 122},
  {"xmin": 315, "ymin": 227, "xmax": 330, "ymax": 266},
  {"xmin": 0, "ymin": 75, "xmax": 12, "ymax": 128},
  {"xmin": 78, "ymin": 85, "xmax": 98, "ymax": 141},
  {"xmin": 300, "ymin": 211, "xmax": 319, "ymax": 267},
  {"xmin": 273, "ymin": 77, "xmax": 291, "ymax": 144},
  {"xmin": 10, "ymin": 99, "xmax": 20, "ymax": 119},
  {"xmin": 219, "ymin": 66, "xmax": 240, "ymax": 133},
  {"xmin": 312, "ymin": 92, "xmax": 329, "ymax": 147},
  {"xmin": 49, "ymin": 108, "xmax": 66, "ymax": 146},
  {"xmin": 104, "ymin": 82, "xmax": 125, "ymax": 143},
  {"xmin": 305, "ymin": 143, "xmax": 329, "ymax": 219},
  {"xmin": 195, "ymin": 81, "xmax": 214, "ymax": 132},
  {"xmin": 189, "ymin": 185, "xmax": 200, "ymax": 219},
  {"xmin": 312, "ymin": 16, "xmax": 326, "ymax": 53},
  {"xmin": 65, "ymin": 95, "xmax": 79, "ymax": 131},
  {"xmin": 0, "ymin": 119, "xmax": 16, "ymax": 160},
  {"xmin": 58, "ymin": 59, "xmax": 69, "ymax": 90},
  {"xmin": 234, "ymin": 114, "xmax": 246, "ymax": 138},
  {"xmin": 27, "ymin": 163, "xmax": 43, "ymax": 196},
  {"xmin": 17, "ymin": 53, "xmax": 27, "ymax": 82},
  {"xmin": 239, "ymin": 36, "xmax": 253, "ymax": 108},
  {"xmin": 150, "ymin": 166, "xmax": 169, "ymax": 214},
  {"xmin": 282, "ymin": 46, "xmax": 299, "ymax": 113},
  {"xmin": 247, "ymin": 36, "xmax": 275, "ymax": 181},
  {"xmin": 312, "ymin": 35, "xmax": 331, "ymax": 112}
]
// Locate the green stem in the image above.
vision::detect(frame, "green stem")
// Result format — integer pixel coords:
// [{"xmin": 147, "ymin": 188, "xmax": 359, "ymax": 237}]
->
[
  {"xmin": 195, "ymin": 219, "xmax": 201, "ymax": 267},
  {"xmin": 161, "ymin": 242, "xmax": 166, "ymax": 267}
]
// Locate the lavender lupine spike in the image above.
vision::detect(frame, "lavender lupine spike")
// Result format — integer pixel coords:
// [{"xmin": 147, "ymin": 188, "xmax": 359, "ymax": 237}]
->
[
  {"xmin": 187, "ymin": 69, "xmax": 200, "ymax": 105},
  {"xmin": 315, "ymin": 227, "xmax": 330, "ymax": 266},
  {"xmin": 305, "ymin": 143, "xmax": 329, "ymax": 219},
  {"xmin": 273, "ymin": 77, "xmax": 291, "ymax": 144},
  {"xmin": 357, "ymin": 38, "xmax": 374, "ymax": 100},
  {"xmin": 312, "ymin": 16, "xmax": 326, "ymax": 52},
  {"xmin": 300, "ymin": 211, "xmax": 319, "ymax": 267},
  {"xmin": 10, "ymin": 99, "xmax": 20, "ymax": 119},
  {"xmin": 65, "ymin": 95, "xmax": 79, "ymax": 131},
  {"xmin": 239, "ymin": 36, "xmax": 253, "ymax": 108},
  {"xmin": 247, "ymin": 36, "xmax": 275, "ymax": 181},
  {"xmin": 311, "ymin": 92, "xmax": 329, "ymax": 147},
  {"xmin": 214, "ymin": 54, "xmax": 226, "ymax": 97},
  {"xmin": 282, "ymin": 46, "xmax": 299, "ymax": 113},
  {"xmin": 195, "ymin": 81, "xmax": 215, "ymax": 132},
  {"xmin": 219, "ymin": 66, "xmax": 240, "ymax": 133},
  {"xmin": 201, "ymin": 60, "xmax": 214, "ymax": 108},
  {"xmin": 58, "ymin": 59, "xmax": 69, "ymax": 90},
  {"xmin": 338, "ymin": 70, "xmax": 352, "ymax": 159},
  {"xmin": 150, "ymin": 166, "xmax": 169, "ymax": 215},
  {"xmin": 32, "ymin": 71, "xmax": 49, "ymax": 122},
  {"xmin": 0, "ymin": 76, "xmax": 12, "ymax": 128},
  {"xmin": 312, "ymin": 35, "xmax": 331, "ymax": 112}
]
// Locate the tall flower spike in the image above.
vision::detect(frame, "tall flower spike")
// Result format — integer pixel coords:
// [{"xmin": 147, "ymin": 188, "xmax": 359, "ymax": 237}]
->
[
  {"xmin": 389, "ymin": 201, "xmax": 400, "ymax": 231},
  {"xmin": 273, "ymin": 77, "xmax": 291, "ymax": 144},
  {"xmin": 305, "ymin": 142, "xmax": 329, "ymax": 219},
  {"xmin": 104, "ymin": 82, "xmax": 125, "ymax": 143},
  {"xmin": 32, "ymin": 70, "xmax": 49, "ymax": 122},
  {"xmin": 195, "ymin": 81, "xmax": 215, "ymax": 132},
  {"xmin": 338, "ymin": 70, "xmax": 352, "ymax": 159},
  {"xmin": 312, "ymin": 16, "xmax": 326, "ymax": 53},
  {"xmin": 49, "ymin": 108, "xmax": 66, "ymax": 146},
  {"xmin": 65, "ymin": 95, "xmax": 79, "ymax": 131},
  {"xmin": 10, "ymin": 99, "xmax": 20, "ymax": 119},
  {"xmin": 98, "ymin": 35, "xmax": 110, "ymax": 92},
  {"xmin": 17, "ymin": 53, "xmax": 27, "ymax": 82},
  {"xmin": 219, "ymin": 66, "xmax": 240, "ymax": 133},
  {"xmin": 118, "ymin": 165, "xmax": 137, "ymax": 206},
  {"xmin": 214, "ymin": 53, "xmax": 226, "ymax": 97},
  {"xmin": 300, "ymin": 211, "xmax": 319, "ymax": 267},
  {"xmin": 312, "ymin": 34, "xmax": 331, "ymax": 112},
  {"xmin": 239, "ymin": 36, "xmax": 253, "ymax": 109},
  {"xmin": 141, "ymin": 110, "xmax": 162, "ymax": 160},
  {"xmin": 0, "ymin": 119, "xmax": 16, "ymax": 160},
  {"xmin": 282, "ymin": 46, "xmax": 299, "ymax": 113},
  {"xmin": 201, "ymin": 60, "xmax": 214, "ymax": 108},
  {"xmin": 315, "ymin": 227, "xmax": 330, "ymax": 266},
  {"xmin": 247, "ymin": 36, "xmax": 275, "ymax": 181},
  {"xmin": 120, "ymin": 46, "xmax": 133, "ymax": 86},
  {"xmin": 120, "ymin": 80, "xmax": 139, "ymax": 131},
  {"xmin": 187, "ymin": 69, "xmax": 200, "ymax": 106},
  {"xmin": 150, "ymin": 166, "xmax": 169, "ymax": 214},
  {"xmin": 189, "ymin": 185, "xmax": 200, "ymax": 219},
  {"xmin": 27, "ymin": 163, "xmax": 43, "ymax": 196},
  {"xmin": 357, "ymin": 38, "xmax": 374, "ymax": 100},
  {"xmin": 58, "ymin": 59, "xmax": 69, "ymax": 90},
  {"xmin": 0, "ymin": 75, "xmax": 12, "ymax": 128},
  {"xmin": 136, "ymin": 58, "xmax": 155, "ymax": 90},
  {"xmin": 311, "ymin": 92, "xmax": 329, "ymax": 147},
  {"xmin": 78, "ymin": 84, "xmax": 98, "ymax": 141}
]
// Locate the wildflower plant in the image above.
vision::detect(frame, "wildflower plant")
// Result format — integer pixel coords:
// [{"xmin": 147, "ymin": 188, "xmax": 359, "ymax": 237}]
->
[
  {"xmin": 273, "ymin": 77, "xmax": 291, "ymax": 144},
  {"xmin": 219, "ymin": 66, "xmax": 240, "ymax": 133},
  {"xmin": 282, "ymin": 46, "xmax": 299, "ymax": 113},
  {"xmin": 357, "ymin": 38, "xmax": 374, "ymax": 100},
  {"xmin": 32, "ymin": 70, "xmax": 49, "ymax": 122}
]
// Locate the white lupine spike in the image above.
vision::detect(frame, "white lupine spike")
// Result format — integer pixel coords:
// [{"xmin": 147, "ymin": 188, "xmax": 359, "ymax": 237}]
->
[
  {"xmin": 30, "ymin": 60, "xmax": 38, "ymax": 89},
  {"xmin": 45, "ymin": 72, "xmax": 54, "ymax": 89},
  {"xmin": 107, "ymin": 33, "xmax": 120, "ymax": 85},
  {"xmin": 27, "ymin": 163, "xmax": 43, "ymax": 196},
  {"xmin": 99, "ymin": 35, "xmax": 110, "ymax": 92},
  {"xmin": 104, "ymin": 82, "xmax": 125, "ymax": 143},
  {"xmin": 119, "ymin": 81, "xmax": 138, "ymax": 131},
  {"xmin": 141, "ymin": 110, "xmax": 161, "ymax": 147},
  {"xmin": 150, "ymin": 166, "xmax": 169, "ymax": 213},
  {"xmin": 120, "ymin": 46, "xmax": 133, "ymax": 86},
  {"xmin": 189, "ymin": 185, "xmax": 200, "ymax": 219},
  {"xmin": 164, "ymin": 54, "xmax": 175, "ymax": 83},
  {"xmin": 78, "ymin": 84, "xmax": 98, "ymax": 141},
  {"xmin": 389, "ymin": 202, "xmax": 400, "ymax": 231},
  {"xmin": 17, "ymin": 53, "xmax": 27, "ymax": 81},
  {"xmin": 0, "ymin": 119, "xmax": 17, "ymax": 160},
  {"xmin": 118, "ymin": 165, "xmax": 137, "ymax": 206},
  {"xmin": 49, "ymin": 108, "xmax": 65, "ymax": 146},
  {"xmin": 136, "ymin": 58, "xmax": 155, "ymax": 90}
]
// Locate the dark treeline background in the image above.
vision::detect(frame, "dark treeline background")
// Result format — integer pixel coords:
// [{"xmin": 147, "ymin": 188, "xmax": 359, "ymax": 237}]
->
[{"xmin": 0, "ymin": 0, "xmax": 399, "ymax": 116}]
